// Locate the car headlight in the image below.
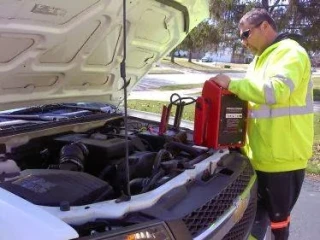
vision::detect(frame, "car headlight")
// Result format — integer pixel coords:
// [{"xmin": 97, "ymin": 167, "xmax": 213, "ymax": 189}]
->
[{"xmin": 104, "ymin": 223, "xmax": 173, "ymax": 240}]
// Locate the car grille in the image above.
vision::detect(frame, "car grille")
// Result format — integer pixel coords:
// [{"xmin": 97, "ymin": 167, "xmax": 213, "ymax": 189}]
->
[
  {"xmin": 222, "ymin": 193, "xmax": 257, "ymax": 240},
  {"xmin": 182, "ymin": 160, "xmax": 254, "ymax": 237}
]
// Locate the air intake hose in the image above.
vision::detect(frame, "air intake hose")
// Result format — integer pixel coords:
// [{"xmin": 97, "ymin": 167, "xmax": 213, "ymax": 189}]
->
[{"xmin": 58, "ymin": 142, "xmax": 89, "ymax": 171}]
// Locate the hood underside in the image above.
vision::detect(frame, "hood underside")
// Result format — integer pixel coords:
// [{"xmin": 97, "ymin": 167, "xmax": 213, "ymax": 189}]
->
[{"xmin": 0, "ymin": 0, "xmax": 209, "ymax": 111}]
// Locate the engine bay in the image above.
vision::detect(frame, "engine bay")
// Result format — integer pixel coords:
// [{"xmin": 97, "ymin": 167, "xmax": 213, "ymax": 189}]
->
[{"xmin": 0, "ymin": 116, "xmax": 209, "ymax": 208}]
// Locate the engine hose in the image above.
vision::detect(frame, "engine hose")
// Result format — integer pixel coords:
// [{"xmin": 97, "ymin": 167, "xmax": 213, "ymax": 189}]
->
[
  {"xmin": 58, "ymin": 142, "xmax": 88, "ymax": 171},
  {"xmin": 155, "ymin": 175, "xmax": 175, "ymax": 187},
  {"xmin": 129, "ymin": 178, "xmax": 148, "ymax": 193},
  {"xmin": 189, "ymin": 152, "xmax": 215, "ymax": 165},
  {"xmin": 141, "ymin": 169, "xmax": 165, "ymax": 193},
  {"xmin": 165, "ymin": 141, "xmax": 204, "ymax": 158},
  {"xmin": 152, "ymin": 149, "xmax": 172, "ymax": 175}
]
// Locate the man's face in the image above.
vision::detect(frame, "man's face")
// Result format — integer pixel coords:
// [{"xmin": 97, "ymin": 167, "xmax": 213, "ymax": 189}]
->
[{"xmin": 239, "ymin": 20, "xmax": 265, "ymax": 55}]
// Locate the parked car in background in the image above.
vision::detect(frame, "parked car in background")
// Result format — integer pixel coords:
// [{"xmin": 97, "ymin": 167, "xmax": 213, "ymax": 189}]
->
[{"xmin": 201, "ymin": 56, "xmax": 213, "ymax": 62}]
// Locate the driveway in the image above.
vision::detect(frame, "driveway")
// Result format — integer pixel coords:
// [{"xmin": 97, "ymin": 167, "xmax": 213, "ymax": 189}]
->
[{"xmin": 290, "ymin": 176, "xmax": 320, "ymax": 239}]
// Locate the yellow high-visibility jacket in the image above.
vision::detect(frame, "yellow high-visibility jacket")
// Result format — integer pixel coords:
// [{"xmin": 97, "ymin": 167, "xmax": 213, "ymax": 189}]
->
[{"xmin": 228, "ymin": 38, "xmax": 314, "ymax": 172}]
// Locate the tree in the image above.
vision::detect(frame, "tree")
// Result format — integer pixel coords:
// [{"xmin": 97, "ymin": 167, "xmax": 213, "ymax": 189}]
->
[
  {"xmin": 178, "ymin": 21, "xmax": 220, "ymax": 62},
  {"xmin": 209, "ymin": 0, "xmax": 254, "ymax": 62},
  {"xmin": 208, "ymin": 0, "xmax": 320, "ymax": 55},
  {"xmin": 169, "ymin": 48, "xmax": 177, "ymax": 63},
  {"xmin": 284, "ymin": 0, "xmax": 320, "ymax": 52}
]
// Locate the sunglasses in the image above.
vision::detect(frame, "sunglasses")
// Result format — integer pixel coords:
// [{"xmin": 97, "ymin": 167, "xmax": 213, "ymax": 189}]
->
[
  {"xmin": 240, "ymin": 21, "xmax": 264, "ymax": 40},
  {"xmin": 240, "ymin": 29, "xmax": 251, "ymax": 40}
]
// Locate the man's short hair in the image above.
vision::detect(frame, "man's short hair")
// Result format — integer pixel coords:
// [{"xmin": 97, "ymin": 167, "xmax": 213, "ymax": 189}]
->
[{"xmin": 239, "ymin": 8, "xmax": 277, "ymax": 31}]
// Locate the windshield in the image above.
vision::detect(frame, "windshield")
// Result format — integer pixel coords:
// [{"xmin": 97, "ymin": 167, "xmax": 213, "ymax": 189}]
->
[{"xmin": 0, "ymin": 102, "xmax": 122, "ymax": 131}]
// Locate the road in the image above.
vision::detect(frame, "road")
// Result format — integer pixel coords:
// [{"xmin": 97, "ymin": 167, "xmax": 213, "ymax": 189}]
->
[
  {"xmin": 314, "ymin": 102, "xmax": 320, "ymax": 112},
  {"xmin": 290, "ymin": 176, "xmax": 320, "ymax": 240},
  {"xmin": 132, "ymin": 72, "xmax": 245, "ymax": 91},
  {"xmin": 131, "ymin": 73, "xmax": 320, "ymax": 240}
]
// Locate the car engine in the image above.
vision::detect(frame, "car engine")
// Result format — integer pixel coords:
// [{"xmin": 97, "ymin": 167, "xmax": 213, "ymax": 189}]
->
[{"xmin": 0, "ymin": 117, "xmax": 206, "ymax": 207}]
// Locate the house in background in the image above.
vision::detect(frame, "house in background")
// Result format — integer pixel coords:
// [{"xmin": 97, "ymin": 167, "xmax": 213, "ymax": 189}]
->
[
  {"xmin": 200, "ymin": 47, "xmax": 252, "ymax": 63},
  {"xmin": 174, "ymin": 50, "xmax": 189, "ymax": 58},
  {"xmin": 173, "ymin": 47, "xmax": 253, "ymax": 64},
  {"xmin": 202, "ymin": 48, "xmax": 232, "ymax": 63}
]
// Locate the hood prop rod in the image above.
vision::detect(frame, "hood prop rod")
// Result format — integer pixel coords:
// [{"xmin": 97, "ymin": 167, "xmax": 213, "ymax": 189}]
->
[{"xmin": 116, "ymin": 0, "xmax": 131, "ymax": 203}]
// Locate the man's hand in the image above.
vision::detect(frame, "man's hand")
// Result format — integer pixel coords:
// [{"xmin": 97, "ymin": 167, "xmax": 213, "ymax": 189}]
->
[{"xmin": 210, "ymin": 74, "xmax": 231, "ymax": 89}]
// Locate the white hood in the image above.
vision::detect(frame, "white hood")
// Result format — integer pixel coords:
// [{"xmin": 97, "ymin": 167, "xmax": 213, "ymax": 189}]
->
[{"xmin": 0, "ymin": 0, "xmax": 209, "ymax": 111}]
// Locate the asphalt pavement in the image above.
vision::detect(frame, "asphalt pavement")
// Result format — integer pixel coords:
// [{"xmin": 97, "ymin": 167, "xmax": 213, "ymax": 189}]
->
[{"xmin": 290, "ymin": 176, "xmax": 320, "ymax": 240}]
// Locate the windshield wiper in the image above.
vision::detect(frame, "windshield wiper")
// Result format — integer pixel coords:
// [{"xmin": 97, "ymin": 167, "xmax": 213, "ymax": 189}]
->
[
  {"xmin": 10, "ymin": 103, "xmax": 118, "ymax": 115},
  {"xmin": 58, "ymin": 104, "xmax": 106, "ymax": 113},
  {"xmin": 0, "ymin": 114, "xmax": 68, "ymax": 121}
]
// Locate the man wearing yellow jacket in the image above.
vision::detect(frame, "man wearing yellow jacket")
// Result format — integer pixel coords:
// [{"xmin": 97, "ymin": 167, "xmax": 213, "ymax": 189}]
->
[{"xmin": 212, "ymin": 8, "xmax": 314, "ymax": 240}]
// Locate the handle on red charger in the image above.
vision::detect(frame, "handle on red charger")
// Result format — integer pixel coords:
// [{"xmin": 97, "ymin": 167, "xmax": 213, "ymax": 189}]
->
[{"xmin": 193, "ymin": 96, "xmax": 207, "ymax": 145}]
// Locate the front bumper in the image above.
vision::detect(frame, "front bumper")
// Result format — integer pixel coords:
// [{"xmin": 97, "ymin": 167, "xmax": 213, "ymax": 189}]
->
[
  {"xmin": 195, "ymin": 173, "xmax": 257, "ymax": 240},
  {"xmin": 77, "ymin": 153, "xmax": 257, "ymax": 240}
]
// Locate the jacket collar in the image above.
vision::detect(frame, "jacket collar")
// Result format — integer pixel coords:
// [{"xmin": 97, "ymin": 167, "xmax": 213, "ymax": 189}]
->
[
  {"xmin": 272, "ymin": 32, "xmax": 303, "ymax": 45},
  {"xmin": 257, "ymin": 33, "xmax": 303, "ymax": 60}
]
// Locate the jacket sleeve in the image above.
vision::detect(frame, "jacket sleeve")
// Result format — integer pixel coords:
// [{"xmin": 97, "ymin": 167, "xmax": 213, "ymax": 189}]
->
[{"xmin": 228, "ymin": 45, "xmax": 309, "ymax": 105}]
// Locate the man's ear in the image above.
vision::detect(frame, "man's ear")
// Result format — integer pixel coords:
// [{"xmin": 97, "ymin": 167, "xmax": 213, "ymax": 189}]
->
[{"xmin": 261, "ymin": 21, "xmax": 269, "ymax": 31}]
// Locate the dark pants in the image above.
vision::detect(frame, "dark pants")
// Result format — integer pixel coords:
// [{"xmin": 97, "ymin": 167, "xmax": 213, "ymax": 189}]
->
[{"xmin": 253, "ymin": 169, "xmax": 305, "ymax": 240}]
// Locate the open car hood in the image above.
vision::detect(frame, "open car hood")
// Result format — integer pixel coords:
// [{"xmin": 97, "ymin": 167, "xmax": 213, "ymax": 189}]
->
[{"xmin": 0, "ymin": 0, "xmax": 208, "ymax": 111}]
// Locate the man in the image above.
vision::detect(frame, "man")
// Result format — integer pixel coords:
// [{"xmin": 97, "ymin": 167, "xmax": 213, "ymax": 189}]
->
[{"xmin": 211, "ymin": 8, "xmax": 314, "ymax": 240}]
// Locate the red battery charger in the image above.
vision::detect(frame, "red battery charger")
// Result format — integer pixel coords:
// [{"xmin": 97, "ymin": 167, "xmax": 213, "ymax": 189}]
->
[{"xmin": 193, "ymin": 79, "xmax": 248, "ymax": 149}]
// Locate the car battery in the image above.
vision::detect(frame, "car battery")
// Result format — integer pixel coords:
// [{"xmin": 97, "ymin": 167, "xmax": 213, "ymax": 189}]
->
[{"xmin": 193, "ymin": 79, "xmax": 248, "ymax": 149}]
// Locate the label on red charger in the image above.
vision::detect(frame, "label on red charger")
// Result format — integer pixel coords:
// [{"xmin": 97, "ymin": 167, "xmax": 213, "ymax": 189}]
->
[
  {"xmin": 225, "ymin": 107, "xmax": 243, "ymax": 119},
  {"xmin": 225, "ymin": 107, "xmax": 243, "ymax": 133},
  {"xmin": 218, "ymin": 97, "xmax": 247, "ymax": 146},
  {"xmin": 226, "ymin": 113, "xmax": 243, "ymax": 118}
]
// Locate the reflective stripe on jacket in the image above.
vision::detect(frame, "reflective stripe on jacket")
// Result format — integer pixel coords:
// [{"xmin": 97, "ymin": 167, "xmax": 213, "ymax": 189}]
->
[{"xmin": 228, "ymin": 38, "xmax": 314, "ymax": 172}]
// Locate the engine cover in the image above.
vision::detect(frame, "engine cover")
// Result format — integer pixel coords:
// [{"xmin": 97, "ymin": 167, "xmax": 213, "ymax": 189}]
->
[{"xmin": 0, "ymin": 169, "xmax": 114, "ymax": 206}]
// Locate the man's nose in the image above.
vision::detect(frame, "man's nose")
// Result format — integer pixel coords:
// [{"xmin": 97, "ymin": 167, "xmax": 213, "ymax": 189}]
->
[{"xmin": 241, "ymin": 38, "xmax": 248, "ymax": 47}]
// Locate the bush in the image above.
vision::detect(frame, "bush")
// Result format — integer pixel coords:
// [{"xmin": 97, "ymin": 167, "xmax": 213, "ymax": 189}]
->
[{"xmin": 314, "ymin": 89, "xmax": 320, "ymax": 101}]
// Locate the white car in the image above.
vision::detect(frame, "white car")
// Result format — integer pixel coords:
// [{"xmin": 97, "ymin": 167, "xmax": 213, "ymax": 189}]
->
[
  {"xmin": 201, "ymin": 57, "xmax": 212, "ymax": 62},
  {"xmin": 0, "ymin": 0, "xmax": 257, "ymax": 240}
]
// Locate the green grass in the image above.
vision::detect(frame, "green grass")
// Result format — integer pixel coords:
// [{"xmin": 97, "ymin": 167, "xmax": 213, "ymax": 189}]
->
[
  {"xmin": 313, "ymin": 76, "xmax": 320, "ymax": 101},
  {"xmin": 313, "ymin": 76, "xmax": 320, "ymax": 88},
  {"xmin": 315, "ymin": 113, "xmax": 320, "ymax": 141},
  {"xmin": 307, "ymin": 162, "xmax": 320, "ymax": 175},
  {"xmin": 157, "ymin": 83, "xmax": 203, "ymax": 91},
  {"xmin": 128, "ymin": 99, "xmax": 320, "ymax": 174},
  {"xmin": 309, "ymin": 113, "xmax": 320, "ymax": 174},
  {"xmin": 128, "ymin": 99, "xmax": 195, "ymax": 121}
]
